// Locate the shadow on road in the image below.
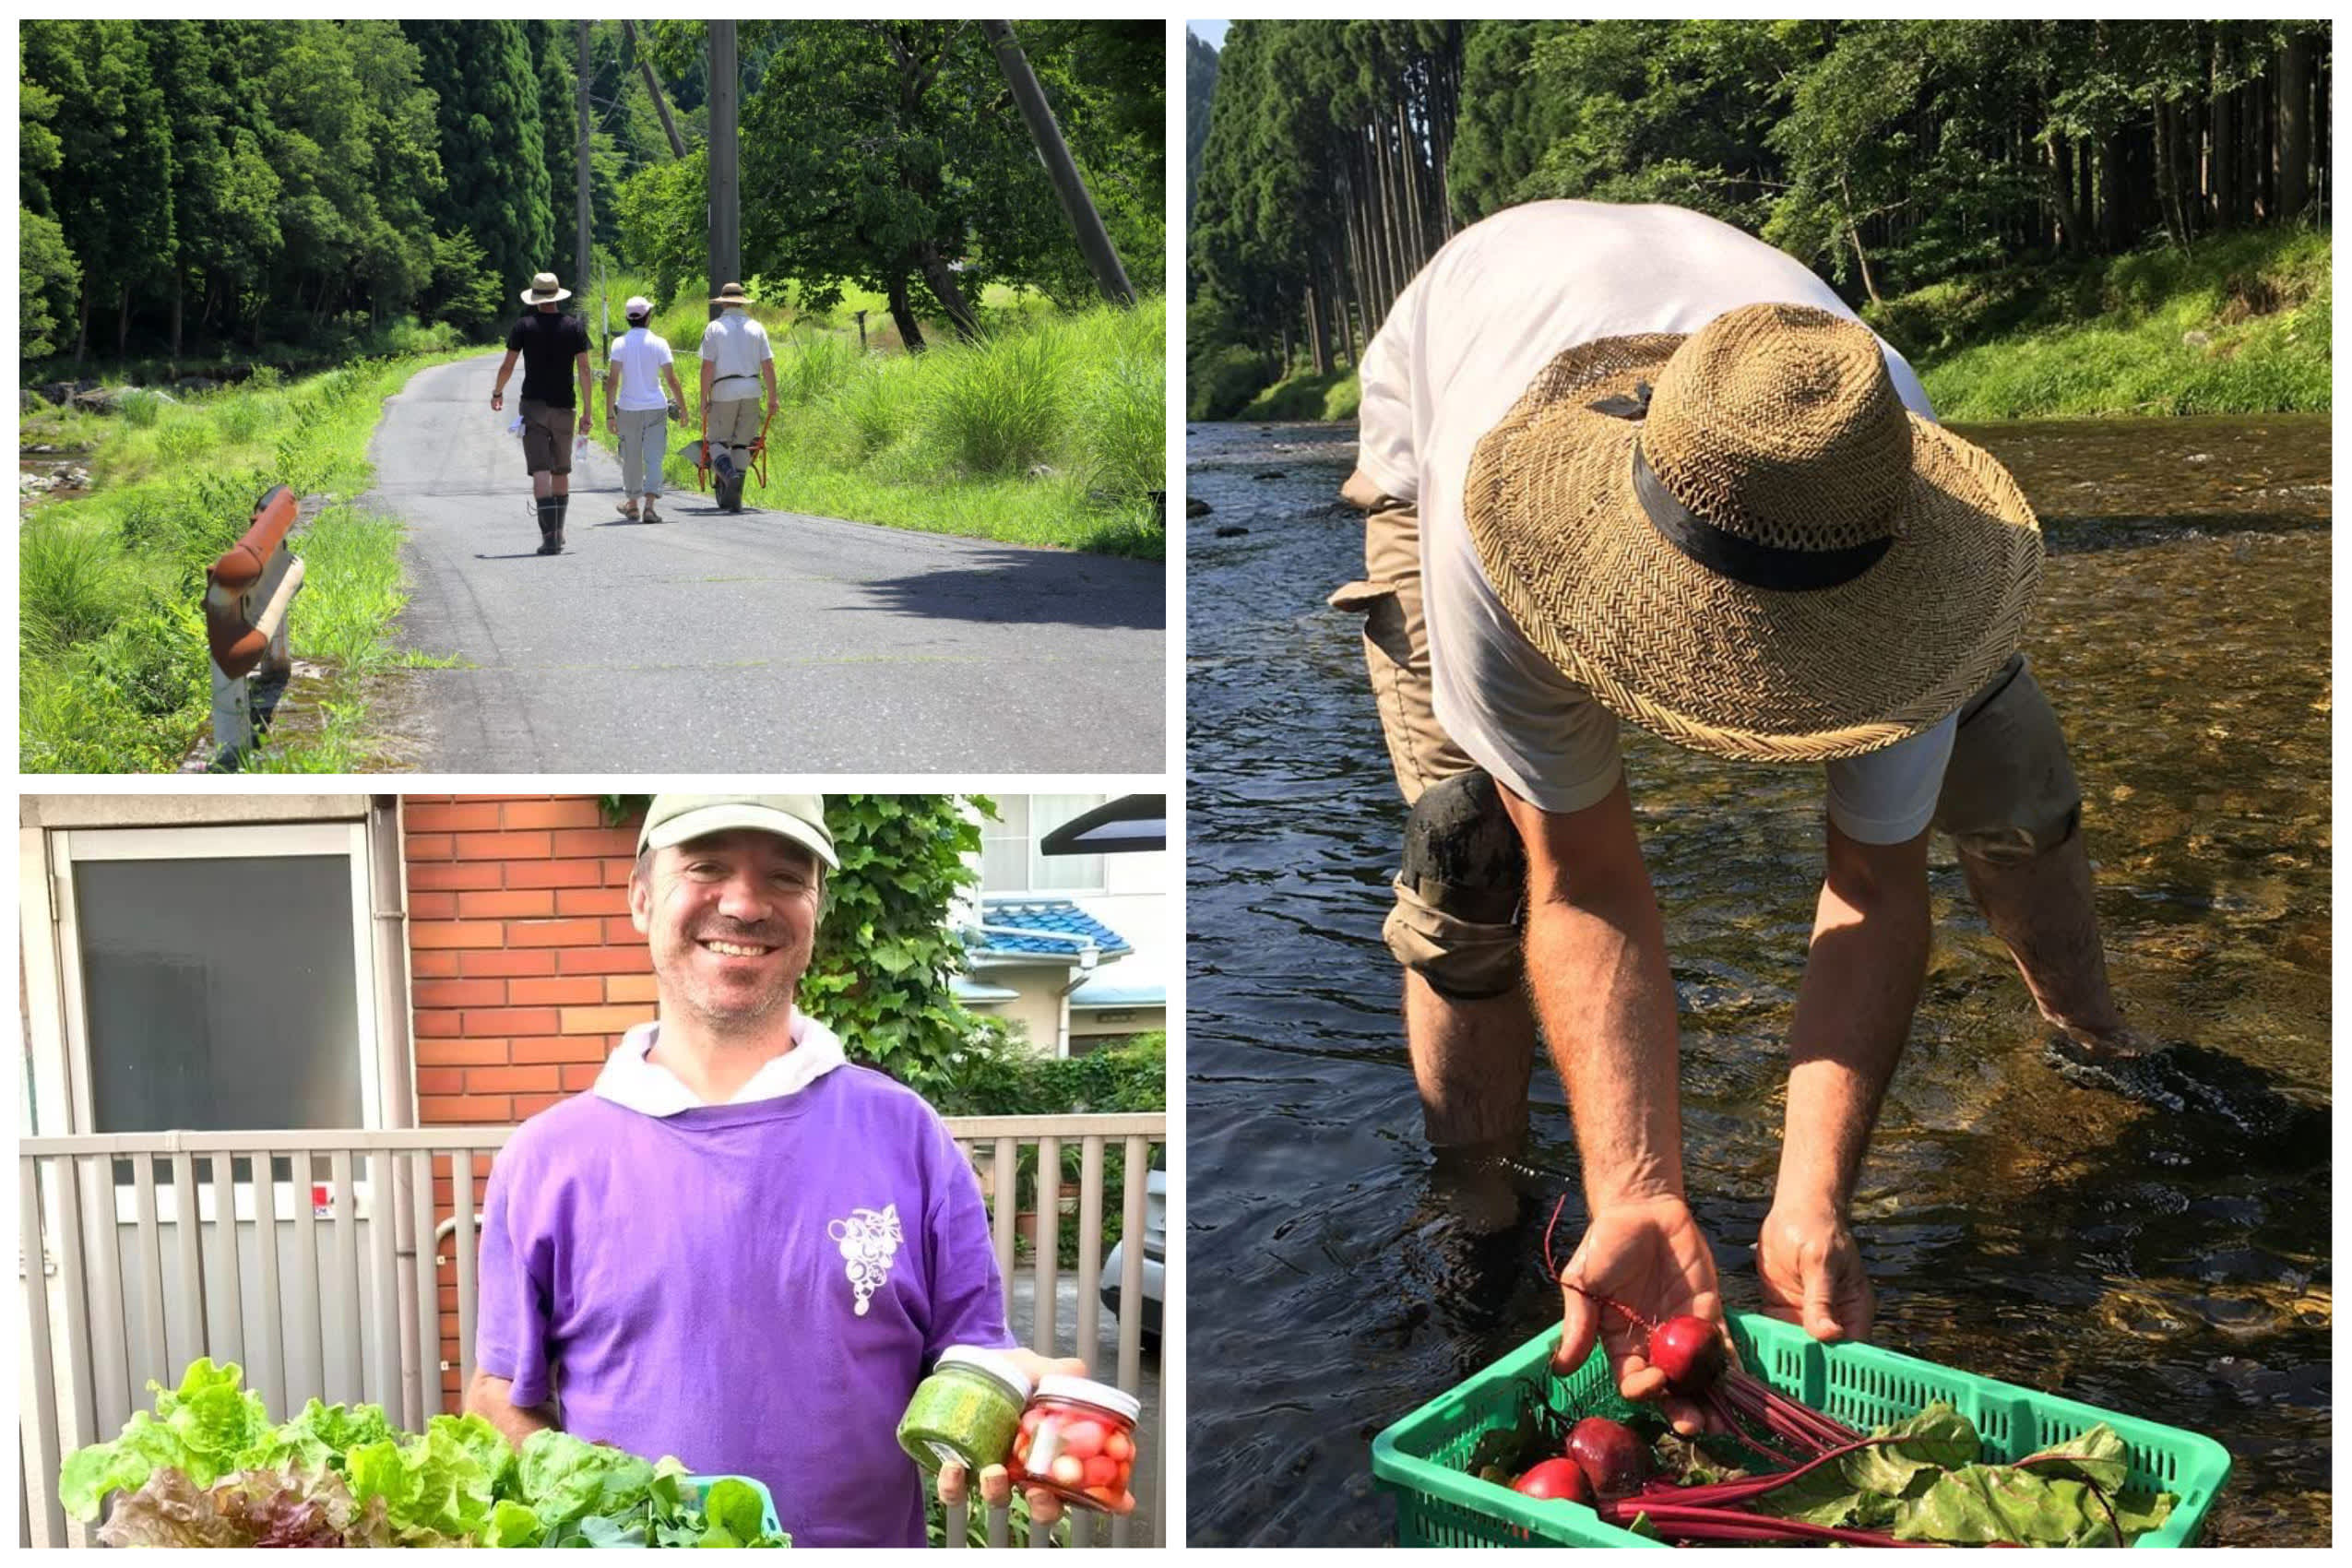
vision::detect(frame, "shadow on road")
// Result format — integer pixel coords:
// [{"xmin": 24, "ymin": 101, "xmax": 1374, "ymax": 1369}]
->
[{"xmin": 861, "ymin": 550, "xmax": 1162, "ymax": 631}]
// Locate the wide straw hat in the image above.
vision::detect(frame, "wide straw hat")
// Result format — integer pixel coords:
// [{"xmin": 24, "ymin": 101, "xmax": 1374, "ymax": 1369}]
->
[
  {"xmin": 519, "ymin": 271, "xmax": 572, "ymax": 304},
  {"xmin": 711, "ymin": 281, "xmax": 750, "ymax": 306},
  {"xmin": 1462, "ymin": 303, "xmax": 2042, "ymax": 762}
]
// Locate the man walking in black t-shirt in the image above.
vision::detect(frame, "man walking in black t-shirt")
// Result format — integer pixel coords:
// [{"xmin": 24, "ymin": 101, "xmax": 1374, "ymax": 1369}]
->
[{"xmin": 490, "ymin": 271, "xmax": 595, "ymax": 554}]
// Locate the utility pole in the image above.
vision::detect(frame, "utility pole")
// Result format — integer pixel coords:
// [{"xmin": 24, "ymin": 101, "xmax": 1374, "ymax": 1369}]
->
[
  {"xmin": 576, "ymin": 22, "xmax": 593, "ymax": 296},
  {"xmin": 708, "ymin": 20, "xmax": 741, "ymax": 320},
  {"xmin": 621, "ymin": 20, "xmax": 689, "ymax": 160},
  {"xmin": 980, "ymin": 20, "xmax": 1134, "ymax": 308}
]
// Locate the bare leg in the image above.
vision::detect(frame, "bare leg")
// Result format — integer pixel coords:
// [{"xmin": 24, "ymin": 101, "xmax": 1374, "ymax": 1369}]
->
[
  {"xmin": 1404, "ymin": 968, "xmax": 1537, "ymax": 1151},
  {"xmin": 1404, "ymin": 970, "xmax": 1539, "ymax": 1232},
  {"xmin": 1958, "ymin": 826, "xmax": 2131, "ymax": 1051},
  {"xmin": 532, "ymin": 472, "xmax": 554, "ymax": 500},
  {"xmin": 552, "ymin": 473, "xmax": 570, "ymax": 498}
]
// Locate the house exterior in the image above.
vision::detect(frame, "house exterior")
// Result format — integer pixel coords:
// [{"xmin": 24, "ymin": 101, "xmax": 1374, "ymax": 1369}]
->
[{"xmin": 959, "ymin": 794, "xmax": 1171, "ymax": 1052}]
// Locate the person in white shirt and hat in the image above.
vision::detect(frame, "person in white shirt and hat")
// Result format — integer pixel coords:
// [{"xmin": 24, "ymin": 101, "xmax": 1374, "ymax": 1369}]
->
[
  {"xmin": 605, "ymin": 296, "xmax": 689, "ymax": 524},
  {"xmin": 699, "ymin": 282, "xmax": 778, "ymax": 514}
]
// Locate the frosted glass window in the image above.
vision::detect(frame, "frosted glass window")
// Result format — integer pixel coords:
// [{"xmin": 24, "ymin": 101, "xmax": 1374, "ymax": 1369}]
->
[{"xmin": 76, "ymin": 855, "xmax": 363, "ymax": 1133}]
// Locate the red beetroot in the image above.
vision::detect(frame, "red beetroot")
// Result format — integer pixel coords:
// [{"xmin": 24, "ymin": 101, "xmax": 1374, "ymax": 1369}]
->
[
  {"xmin": 1647, "ymin": 1315, "xmax": 1726, "ymax": 1396},
  {"xmin": 1565, "ymin": 1417, "xmax": 1648, "ymax": 1498},
  {"xmin": 1512, "ymin": 1457, "xmax": 1591, "ymax": 1504}
]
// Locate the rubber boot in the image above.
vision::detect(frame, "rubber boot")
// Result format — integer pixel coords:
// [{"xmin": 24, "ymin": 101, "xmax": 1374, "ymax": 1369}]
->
[
  {"xmin": 535, "ymin": 496, "xmax": 561, "ymax": 554},
  {"xmin": 714, "ymin": 450, "xmax": 739, "ymax": 514},
  {"xmin": 553, "ymin": 492, "xmax": 569, "ymax": 551}
]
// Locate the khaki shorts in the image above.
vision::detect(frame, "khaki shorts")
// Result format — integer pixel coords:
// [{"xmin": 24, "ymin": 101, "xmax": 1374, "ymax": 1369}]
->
[
  {"xmin": 1331, "ymin": 493, "xmax": 2084, "ymax": 987},
  {"xmin": 519, "ymin": 399, "xmax": 576, "ymax": 475}
]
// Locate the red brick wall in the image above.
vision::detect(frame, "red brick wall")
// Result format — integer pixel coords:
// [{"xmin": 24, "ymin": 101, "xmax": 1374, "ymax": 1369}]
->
[{"xmin": 402, "ymin": 794, "xmax": 653, "ymax": 1410}]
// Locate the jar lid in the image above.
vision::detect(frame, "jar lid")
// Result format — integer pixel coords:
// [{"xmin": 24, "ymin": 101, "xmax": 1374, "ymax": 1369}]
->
[
  {"xmin": 1034, "ymin": 1373, "xmax": 1140, "ymax": 1423},
  {"xmin": 936, "ymin": 1345, "xmax": 1033, "ymax": 1402}
]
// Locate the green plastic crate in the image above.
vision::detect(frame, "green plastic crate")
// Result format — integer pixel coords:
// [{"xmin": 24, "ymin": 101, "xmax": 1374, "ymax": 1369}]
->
[{"xmin": 1371, "ymin": 1313, "xmax": 2232, "ymax": 1548}]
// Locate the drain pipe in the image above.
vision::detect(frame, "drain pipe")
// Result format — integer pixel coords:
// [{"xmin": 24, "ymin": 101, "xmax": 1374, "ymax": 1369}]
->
[{"xmin": 365, "ymin": 797, "xmax": 421, "ymax": 1430}]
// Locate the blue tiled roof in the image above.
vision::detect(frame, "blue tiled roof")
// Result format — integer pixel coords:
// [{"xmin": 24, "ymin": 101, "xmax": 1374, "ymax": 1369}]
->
[{"xmin": 966, "ymin": 897, "xmax": 1133, "ymax": 959}]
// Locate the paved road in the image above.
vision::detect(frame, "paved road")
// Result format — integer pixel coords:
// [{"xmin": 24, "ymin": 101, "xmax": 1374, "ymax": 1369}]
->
[{"xmin": 366, "ymin": 353, "xmax": 1165, "ymax": 770}]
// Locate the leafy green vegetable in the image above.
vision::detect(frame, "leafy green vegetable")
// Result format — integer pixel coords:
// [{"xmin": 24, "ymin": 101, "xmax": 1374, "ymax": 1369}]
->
[
  {"xmin": 518, "ymin": 1427, "xmax": 659, "ymax": 1530},
  {"xmin": 95, "ymin": 1462, "xmax": 400, "ymax": 1549},
  {"xmin": 58, "ymin": 1358, "xmax": 273, "ymax": 1516},
  {"xmin": 59, "ymin": 1359, "xmax": 790, "ymax": 1548},
  {"xmin": 1749, "ymin": 1405, "xmax": 2179, "ymax": 1548}
]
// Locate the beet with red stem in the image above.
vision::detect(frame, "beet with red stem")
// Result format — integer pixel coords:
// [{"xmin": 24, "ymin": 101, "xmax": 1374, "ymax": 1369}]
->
[{"xmin": 1564, "ymin": 1417, "xmax": 1648, "ymax": 1498}]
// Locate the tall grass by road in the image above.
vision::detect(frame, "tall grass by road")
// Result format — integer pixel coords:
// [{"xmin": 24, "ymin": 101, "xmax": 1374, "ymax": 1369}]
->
[
  {"xmin": 20, "ymin": 355, "xmax": 466, "ymax": 773},
  {"xmin": 590, "ymin": 279, "xmax": 1166, "ymax": 558}
]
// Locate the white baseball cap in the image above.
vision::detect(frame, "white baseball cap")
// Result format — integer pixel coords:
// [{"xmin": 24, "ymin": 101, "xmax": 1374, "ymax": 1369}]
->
[
  {"xmin": 637, "ymin": 794, "xmax": 837, "ymax": 869},
  {"xmin": 624, "ymin": 295, "xmax": 654, "ymax": 320}
]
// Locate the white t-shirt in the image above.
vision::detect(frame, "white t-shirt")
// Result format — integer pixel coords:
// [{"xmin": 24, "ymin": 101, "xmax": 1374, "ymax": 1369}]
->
[
  {"xmin": 699, "ymin": 310, "xmax": 774, "ymax": 401},
  {"xmin": 607, "ymin": 327, "xmax": 675, "ymax": 412},
  {"xmin": 1357, "ymin": 201, "xmax": 1955, "ymax": 843}
]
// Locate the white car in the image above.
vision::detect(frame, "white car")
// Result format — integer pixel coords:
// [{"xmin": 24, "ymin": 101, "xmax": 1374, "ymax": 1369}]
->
[{"xmin": 1099, "ymin": 1168, "xmax": 1164, "ymax": 1352}]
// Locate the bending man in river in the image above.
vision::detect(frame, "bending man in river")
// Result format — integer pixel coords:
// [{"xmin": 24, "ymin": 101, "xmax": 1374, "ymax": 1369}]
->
[
  {"xmin": 1336, "ymin": 199, "xmax": 2147, "ymax": 1431},
  {"xmin": 490, "ymin": 271, "xmax": 594, "ymax": 555},
  {"xmin": 466, "ymin": 794, "xmax": 1087, "ymax": 1545}
]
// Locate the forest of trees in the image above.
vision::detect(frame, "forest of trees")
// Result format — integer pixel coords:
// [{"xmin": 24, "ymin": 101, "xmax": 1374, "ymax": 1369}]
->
[
  {"xmin": 18, "ymin": 18, "xmax": 1163, "ymax": 368},
  {"xmin": 1191, "ymin": 19, "xmax": 2332, "ymax": 381}
]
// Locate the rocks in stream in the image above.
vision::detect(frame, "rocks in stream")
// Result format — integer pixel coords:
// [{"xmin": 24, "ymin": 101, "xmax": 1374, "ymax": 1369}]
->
[
  {"xmin": 1215, "ymin": 525, "xmax": 1249, "ymax": 537},
  {"xmin": 1186, "ymin": 497, "xmax": 1214, "ymax": 517},
  {"xmin": 19, "ymin": 465, "xmax": 92, "ymax": 497}
]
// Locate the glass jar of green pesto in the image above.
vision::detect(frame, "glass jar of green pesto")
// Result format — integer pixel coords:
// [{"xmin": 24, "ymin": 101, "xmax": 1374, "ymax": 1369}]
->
[{"xmin": 897, "ymin": 1347, "xmax": 1033, "ymax": 1474}]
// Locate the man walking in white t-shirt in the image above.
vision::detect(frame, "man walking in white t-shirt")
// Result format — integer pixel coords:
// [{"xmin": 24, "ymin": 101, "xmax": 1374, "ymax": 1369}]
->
[
  {"xmin": 700, "ymin": 281, "xmax": 778, "ymax": 514},
  {"xmin": 1335, "ymin": 201, "xmax": 2147, "ymax": 1429},
  {"xmin": 606, "ymin": 297, "xmax": 689, "ymax": 524}
]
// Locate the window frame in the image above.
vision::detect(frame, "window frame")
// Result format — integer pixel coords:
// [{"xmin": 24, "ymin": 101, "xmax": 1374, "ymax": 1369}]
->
[{"xmin": 32, "ymin": 821, "xmax": 384, "ymax": 1138}]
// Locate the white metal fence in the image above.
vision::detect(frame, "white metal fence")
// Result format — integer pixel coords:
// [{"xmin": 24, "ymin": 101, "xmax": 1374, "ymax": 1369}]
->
[{"xmin": 18, "ymin": 1114, "xmax": 1165, "ymax": 1549}]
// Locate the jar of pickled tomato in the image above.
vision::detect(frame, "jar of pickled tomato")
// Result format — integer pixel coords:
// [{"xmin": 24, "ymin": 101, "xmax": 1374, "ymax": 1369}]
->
[
  {"xmin": 897, "ymin": 1346, "xmax": 1033, "ymax": 1474},
  {"xmin": 1008, "ymin": 1375, "xmax": 1142, "ymax": 1514}
]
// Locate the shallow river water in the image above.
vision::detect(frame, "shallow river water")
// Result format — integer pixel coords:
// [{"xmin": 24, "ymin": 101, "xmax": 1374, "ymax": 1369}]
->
[{"xmin": 1183, "ymin": 413, "xmax": 2330, "ymax": 1547}]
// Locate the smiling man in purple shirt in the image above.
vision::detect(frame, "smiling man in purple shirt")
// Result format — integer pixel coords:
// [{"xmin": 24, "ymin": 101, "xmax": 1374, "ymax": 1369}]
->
[{"xmin": 466, "ymin": 793, "xmax": 1081, "ymax": 1546}]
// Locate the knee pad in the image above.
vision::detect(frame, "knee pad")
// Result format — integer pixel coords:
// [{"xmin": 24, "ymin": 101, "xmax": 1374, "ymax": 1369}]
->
[
  {"xmin": 1936, "ymin": 654, "xmax": 2084, "ymax": 865},
  {"xmin": 1387, "ymin": 772, "xmax": 1527, "ymax": 998}
]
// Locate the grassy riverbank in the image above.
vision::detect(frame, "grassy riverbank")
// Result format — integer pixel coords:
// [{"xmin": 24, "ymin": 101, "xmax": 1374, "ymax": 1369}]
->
[
  {"xmin": 588, "ymin": 277, "xmax": 1165, "ymax": 559},
  {"xmin": 1195, "ymin": 228, "xmax": 2327, "ymax": 425},
  {"xmin": 19, "ymin": 354, "xmax": 467, "ymax": 773},
  {"xmin": 1871, "ymin": 227, "xmax": 2329, "ymax": 420}
]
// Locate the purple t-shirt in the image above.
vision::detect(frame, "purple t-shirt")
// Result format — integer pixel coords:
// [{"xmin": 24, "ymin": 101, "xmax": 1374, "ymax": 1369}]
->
[{"xmin": 474, "ymin": 1064, "xmax": 1015, "ymax": 1548}]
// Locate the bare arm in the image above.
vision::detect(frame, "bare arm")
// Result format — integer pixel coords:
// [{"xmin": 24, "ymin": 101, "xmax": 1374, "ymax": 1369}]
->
[
  {"xmin": 604, "ymin": 355, "xmax": 619, "ymax": 426},
  {"xmin": 464, "ymin": 1369, "xmax": 559, "ymax": 1453},
  {"xmin": 1500, "ymin": 776, "xmax": 1684, "ymax": 1211},
  {"xmin": 574, "ymin": 352, "xmax": 594, "ymax": 430},
  {"xmin": 491, "ymin": 349, "xmax": 520, "ymax": 404},
  {"xmin": 698, "ymin": 356, "xmax": 714, "ymax": 422},
  {"xmin": 759, "ymin": 360, "xmax": 778, "ymax": 429},
  {"xmin": 1775, "ymin": 822, "xmax": 1930, "ymax": 1215},
  {"xmin": 662, "ymin": 363, "xmax": 687, "ymax": 409}
]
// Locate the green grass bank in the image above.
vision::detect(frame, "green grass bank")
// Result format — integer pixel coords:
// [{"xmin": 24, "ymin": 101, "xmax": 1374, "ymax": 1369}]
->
[
  {"xmin": 588, "ymin": 278, "xmax": 1166, "ymax": 560},
  {"xmin": 20, "ymin": 354, "xmax": 468, "ymax": 774},
  {"xmin": 1193, "ymin": 228, "xmax": 2327, "ymax": 424}
]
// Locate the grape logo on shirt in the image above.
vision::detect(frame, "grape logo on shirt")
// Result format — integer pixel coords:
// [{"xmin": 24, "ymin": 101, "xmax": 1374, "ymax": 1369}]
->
[{"xmin": 826, "ymin": 1204, "xmax": 904, "ymax": 1316}]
